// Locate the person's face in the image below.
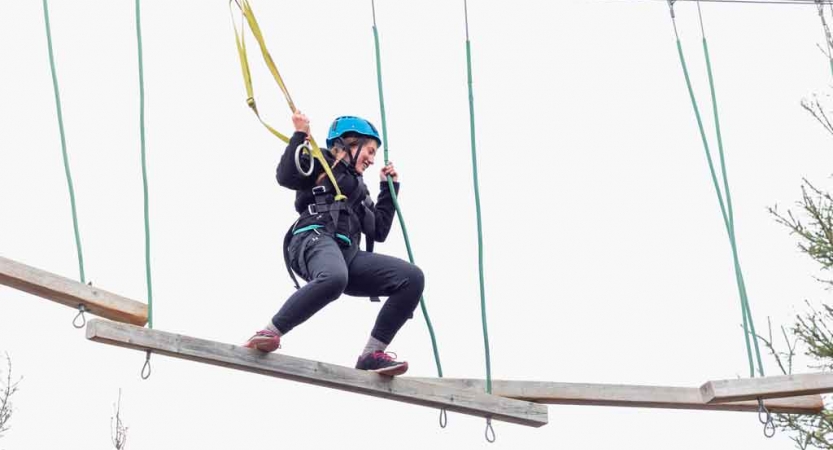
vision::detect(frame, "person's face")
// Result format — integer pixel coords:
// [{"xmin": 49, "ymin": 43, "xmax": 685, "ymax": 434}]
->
[{"xmin": 352, "ymin": 141, "xmax": 378, "ymax": 175}]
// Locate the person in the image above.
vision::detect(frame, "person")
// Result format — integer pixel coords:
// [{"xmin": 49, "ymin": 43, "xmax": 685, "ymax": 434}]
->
[{"xmin": 243, "ymin": 112, "xmax": 424, "ymax": 376}]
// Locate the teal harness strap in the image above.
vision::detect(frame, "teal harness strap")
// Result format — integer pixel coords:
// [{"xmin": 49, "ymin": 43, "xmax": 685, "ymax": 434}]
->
[{"xmin": 293, "ymin": 224, "xmax": 351, "ymax": 245}]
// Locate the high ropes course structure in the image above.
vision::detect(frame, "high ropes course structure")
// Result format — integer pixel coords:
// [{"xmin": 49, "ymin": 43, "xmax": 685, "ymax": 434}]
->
[{"xmin": 3, "ymin": 0, "xmax": 833, "ymax": 443}]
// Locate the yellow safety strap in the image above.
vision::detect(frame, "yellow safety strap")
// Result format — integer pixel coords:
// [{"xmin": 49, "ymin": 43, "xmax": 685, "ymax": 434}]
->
[{"xmin": 229, "ymin": 0, "xmax": 346, "ymax": 201}]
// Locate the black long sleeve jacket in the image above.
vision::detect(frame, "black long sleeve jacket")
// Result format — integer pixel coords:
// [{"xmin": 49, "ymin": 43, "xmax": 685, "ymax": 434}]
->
[{"xmin": 276, "ymin": 131, "xmax": 399, "ymax": 246}]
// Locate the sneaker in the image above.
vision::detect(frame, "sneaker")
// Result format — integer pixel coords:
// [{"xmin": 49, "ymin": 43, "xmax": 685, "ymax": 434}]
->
[
  {"xmin": 243, "ymin": 330, "xmax": 281, "ymax": 353},
  {"xmin": 355, "ymin": 351, "xmax": 409, "ymax": 376}
]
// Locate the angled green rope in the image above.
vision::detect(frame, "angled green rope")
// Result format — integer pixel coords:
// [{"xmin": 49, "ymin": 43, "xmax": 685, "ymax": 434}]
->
[
  {"xmin": 136, "ymin": 0, "xmax": 154, "ymax": 328},
  {"xmin": 668, "ymin": 2, "xmax": 764, "ymax": 378},
  {"xmin": 370, "ymin": 1, "xmax": 443, "ymax": 378},
  {"xmin": 42, "ymin": 0, "xmax": 86, "ymax": 284},
  {"xmin": 701, "ymin": 22, "xmax": 765, "ymax": 376},
  {"xmin": 464, "ymin": 0, "xmax": 493, "ymax": 395}
]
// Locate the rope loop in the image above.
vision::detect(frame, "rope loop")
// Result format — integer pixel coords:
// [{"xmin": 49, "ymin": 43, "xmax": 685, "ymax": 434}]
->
[
  {"xmin": 763, "ymin": 418, "xmax": 776, "ymax": 438},
  {"xmin": 72, "ymin": 304, "xmax": 87, "ymax": 329},
  {"xmin": 484, "ymin": 418, "xmax": 495, "ymax": 443},
  {"xmin": 757, "ymin": 398, "xmax": 775, "ymax": 437},
  {"xmin": 439, "ymin": 409, "xmax": 448, "ymax": 429},
  {"xmin": 141, "ymin": 350, "xmax": 152, "ymax": 380},
  {"xmin": 757, "ymin": 398, "xmax": 769, "ymax": 424}
]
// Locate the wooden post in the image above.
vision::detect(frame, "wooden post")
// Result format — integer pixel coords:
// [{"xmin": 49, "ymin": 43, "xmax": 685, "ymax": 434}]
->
[
  {"xmin": 85, "ymin": 319, "xmax": 548, "ymax": 427},
  {"xmin": 409, "ymin": 378, "xmax": 823, "ymax": 414},
  {"xmin": 702, "ymin": 373, "xmax": 833, "ymax": 404},
  {"xmin": 0, "ymin": 256, "xmax": 147, "ymax": 326}
]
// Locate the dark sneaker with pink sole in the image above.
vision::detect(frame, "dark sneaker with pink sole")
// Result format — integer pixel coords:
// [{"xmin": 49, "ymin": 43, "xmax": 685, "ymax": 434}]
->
[
  {"xmin": 355, "ymin": 351, "xmax": 409, "ymax": 376},
  {"xmin": 243, "ymin": 330, "xmax": 281, "ymax": 353}
]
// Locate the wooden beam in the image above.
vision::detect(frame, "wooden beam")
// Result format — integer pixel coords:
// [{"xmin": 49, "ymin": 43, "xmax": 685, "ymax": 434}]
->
[
  {"xmin": 702, "ymin": 373, "xmax": 833, "ymax": 404},
  {"xmin": 85, "ymin": 319, "xmax": 548, "ymax": 427},
  {"xmin": 408, "ymin": 378, "xmax": 823, "ymax": 414},
  {"xmin": 0, "ymin": 256, "xmax": 147, "ymax": 326}
]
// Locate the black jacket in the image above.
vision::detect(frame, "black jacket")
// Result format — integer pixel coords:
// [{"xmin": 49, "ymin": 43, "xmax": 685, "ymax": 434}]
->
[{"xmin": 276, "ymin": 131, "xmax": 399, "ymax": 246}]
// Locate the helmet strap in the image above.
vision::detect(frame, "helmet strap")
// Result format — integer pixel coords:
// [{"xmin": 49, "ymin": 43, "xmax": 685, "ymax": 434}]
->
[{"xmin": 351, "ymin": 141, "xmax": 366, "ymax": 169}]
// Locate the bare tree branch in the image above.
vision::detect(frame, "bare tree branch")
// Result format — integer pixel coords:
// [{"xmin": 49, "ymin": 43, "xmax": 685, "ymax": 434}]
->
[
  {"xmin": 111, "ymin": 389, "xmax": 128, "ymax": 450},
  {"xmin": 802, "ymin": 96, "xmax": 833, "ymax": 136},
  {"xmin": 0, "ymin": 353, "xmax": 21, "ymax": 439}
]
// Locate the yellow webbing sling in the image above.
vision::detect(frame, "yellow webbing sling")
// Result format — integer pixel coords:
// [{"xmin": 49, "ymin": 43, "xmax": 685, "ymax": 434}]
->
[{"xmin": 230, "ymin": 0, "xmax": 346, "ymax": 201}]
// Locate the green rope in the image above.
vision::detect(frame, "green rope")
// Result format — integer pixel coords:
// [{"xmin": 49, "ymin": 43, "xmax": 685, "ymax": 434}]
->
[
  {"xmin": 464, "ymin": 0, "xmax": 493, "ymax": 395},
  {"xmin": 371, "ymin": 2, "xmax": 443, "ymax": 377},
  {"xmin": 669, "ymin": 4, "xmax": 764, "ymax": 378},
  {"xmin": 42, "ymin": 0, "xmax": 86, "ymax": 284},
  {"xmin": 702, "ymin": 34, "xmax": 765, "ymax": 376},
  {"xmin": 136, "ymin": 0, "xmax": 154, "ymax": 328}
]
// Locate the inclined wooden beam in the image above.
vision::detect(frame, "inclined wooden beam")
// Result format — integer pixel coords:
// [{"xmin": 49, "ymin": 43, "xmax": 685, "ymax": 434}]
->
[
  {"xmin": 0, "ymin": 256, "xmax": 148, "ymax": 326},
  {"xmin": 408, "ymin": 378, "xmax": 823, "ymax": 414},
  {"xmin": 85, "ymin": 319, "xmax": 548, "ymax": 427},
  {"xmin": 702, "ymin": 373, "xmax": 833, "ymax": 404}
]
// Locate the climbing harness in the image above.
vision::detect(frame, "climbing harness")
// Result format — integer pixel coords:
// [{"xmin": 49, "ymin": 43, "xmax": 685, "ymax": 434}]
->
[{"xmin": 281, "ymin": 156, "xmax": 381, "ymax": 303}]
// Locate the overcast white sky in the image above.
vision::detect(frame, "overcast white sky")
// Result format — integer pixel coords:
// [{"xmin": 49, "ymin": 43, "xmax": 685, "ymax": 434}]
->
[{"xmin": 2, "ymin": 0, "xmax": 833, "ymax": 448}]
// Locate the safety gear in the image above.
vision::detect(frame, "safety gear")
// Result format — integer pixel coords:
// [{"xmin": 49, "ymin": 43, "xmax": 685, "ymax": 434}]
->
[{"xmin": 326, "ymin": 116, "xmax": 382, "ymax": 148}]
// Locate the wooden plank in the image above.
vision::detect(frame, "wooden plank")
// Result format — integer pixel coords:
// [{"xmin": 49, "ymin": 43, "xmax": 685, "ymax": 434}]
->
[
  {"xmin": 702, "ymin": 373, "xmax": 833, "ymax": 404},
  {"xmin": 85, "ymin": 319, "xmax": 548, "ymax": 427},
  {"xmin": 408, "ymin": 378, "xmax": 823, "ymax": 414},
  {"xmin": 0, "ymin": 256, "xmax": 147, "ymax": 326}
]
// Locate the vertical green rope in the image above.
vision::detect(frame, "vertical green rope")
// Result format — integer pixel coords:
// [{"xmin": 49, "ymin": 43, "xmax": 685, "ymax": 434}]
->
[
  {"xmin": 42, "ymin": 0, "xmax": 86, "ymax": 284},
  {"xmin": 464, "ymin": 0, "xmax": 492, "ymax": 395},
  {"xmin": 136, "ymin": 0, "xmax": 154, "ymax": 328},
  {"xmin": 371, "ymin": 1, "xmax": 443, "ymax": 378}
]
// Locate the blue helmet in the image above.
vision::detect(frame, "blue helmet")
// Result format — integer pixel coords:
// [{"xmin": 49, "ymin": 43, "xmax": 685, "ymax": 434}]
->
[{"xmin": 326, "ymin": 116, "xmax": 382, "ymax": 149}]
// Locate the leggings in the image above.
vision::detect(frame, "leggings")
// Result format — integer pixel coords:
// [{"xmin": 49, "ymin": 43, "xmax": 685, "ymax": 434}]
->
[{"xmin": 272, "ymin": 231, "xmax": 424, "ymax": 344}]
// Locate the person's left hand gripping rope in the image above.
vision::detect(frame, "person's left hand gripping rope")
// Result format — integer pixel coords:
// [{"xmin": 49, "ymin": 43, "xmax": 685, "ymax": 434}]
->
[{"xmin": 380, "ymin": 162, "xmax": 398, "ymax": 182}]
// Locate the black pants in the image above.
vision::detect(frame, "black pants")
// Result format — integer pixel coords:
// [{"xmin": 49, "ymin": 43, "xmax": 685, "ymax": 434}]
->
[{"xmin": 272, "ymin": 231, "xmax": 424, "ymax": 345}]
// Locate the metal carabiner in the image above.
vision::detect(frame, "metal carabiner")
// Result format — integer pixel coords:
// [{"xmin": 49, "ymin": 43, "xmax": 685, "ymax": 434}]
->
[{"xmin": 295, "ymin": 141, "xmax": 315, "ymax": 177}]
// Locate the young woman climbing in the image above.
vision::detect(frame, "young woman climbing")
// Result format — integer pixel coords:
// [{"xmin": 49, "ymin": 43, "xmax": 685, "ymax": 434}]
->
[{"xmin": 243, "ymin": 112, "xmax": 424, "ymax": 376}]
